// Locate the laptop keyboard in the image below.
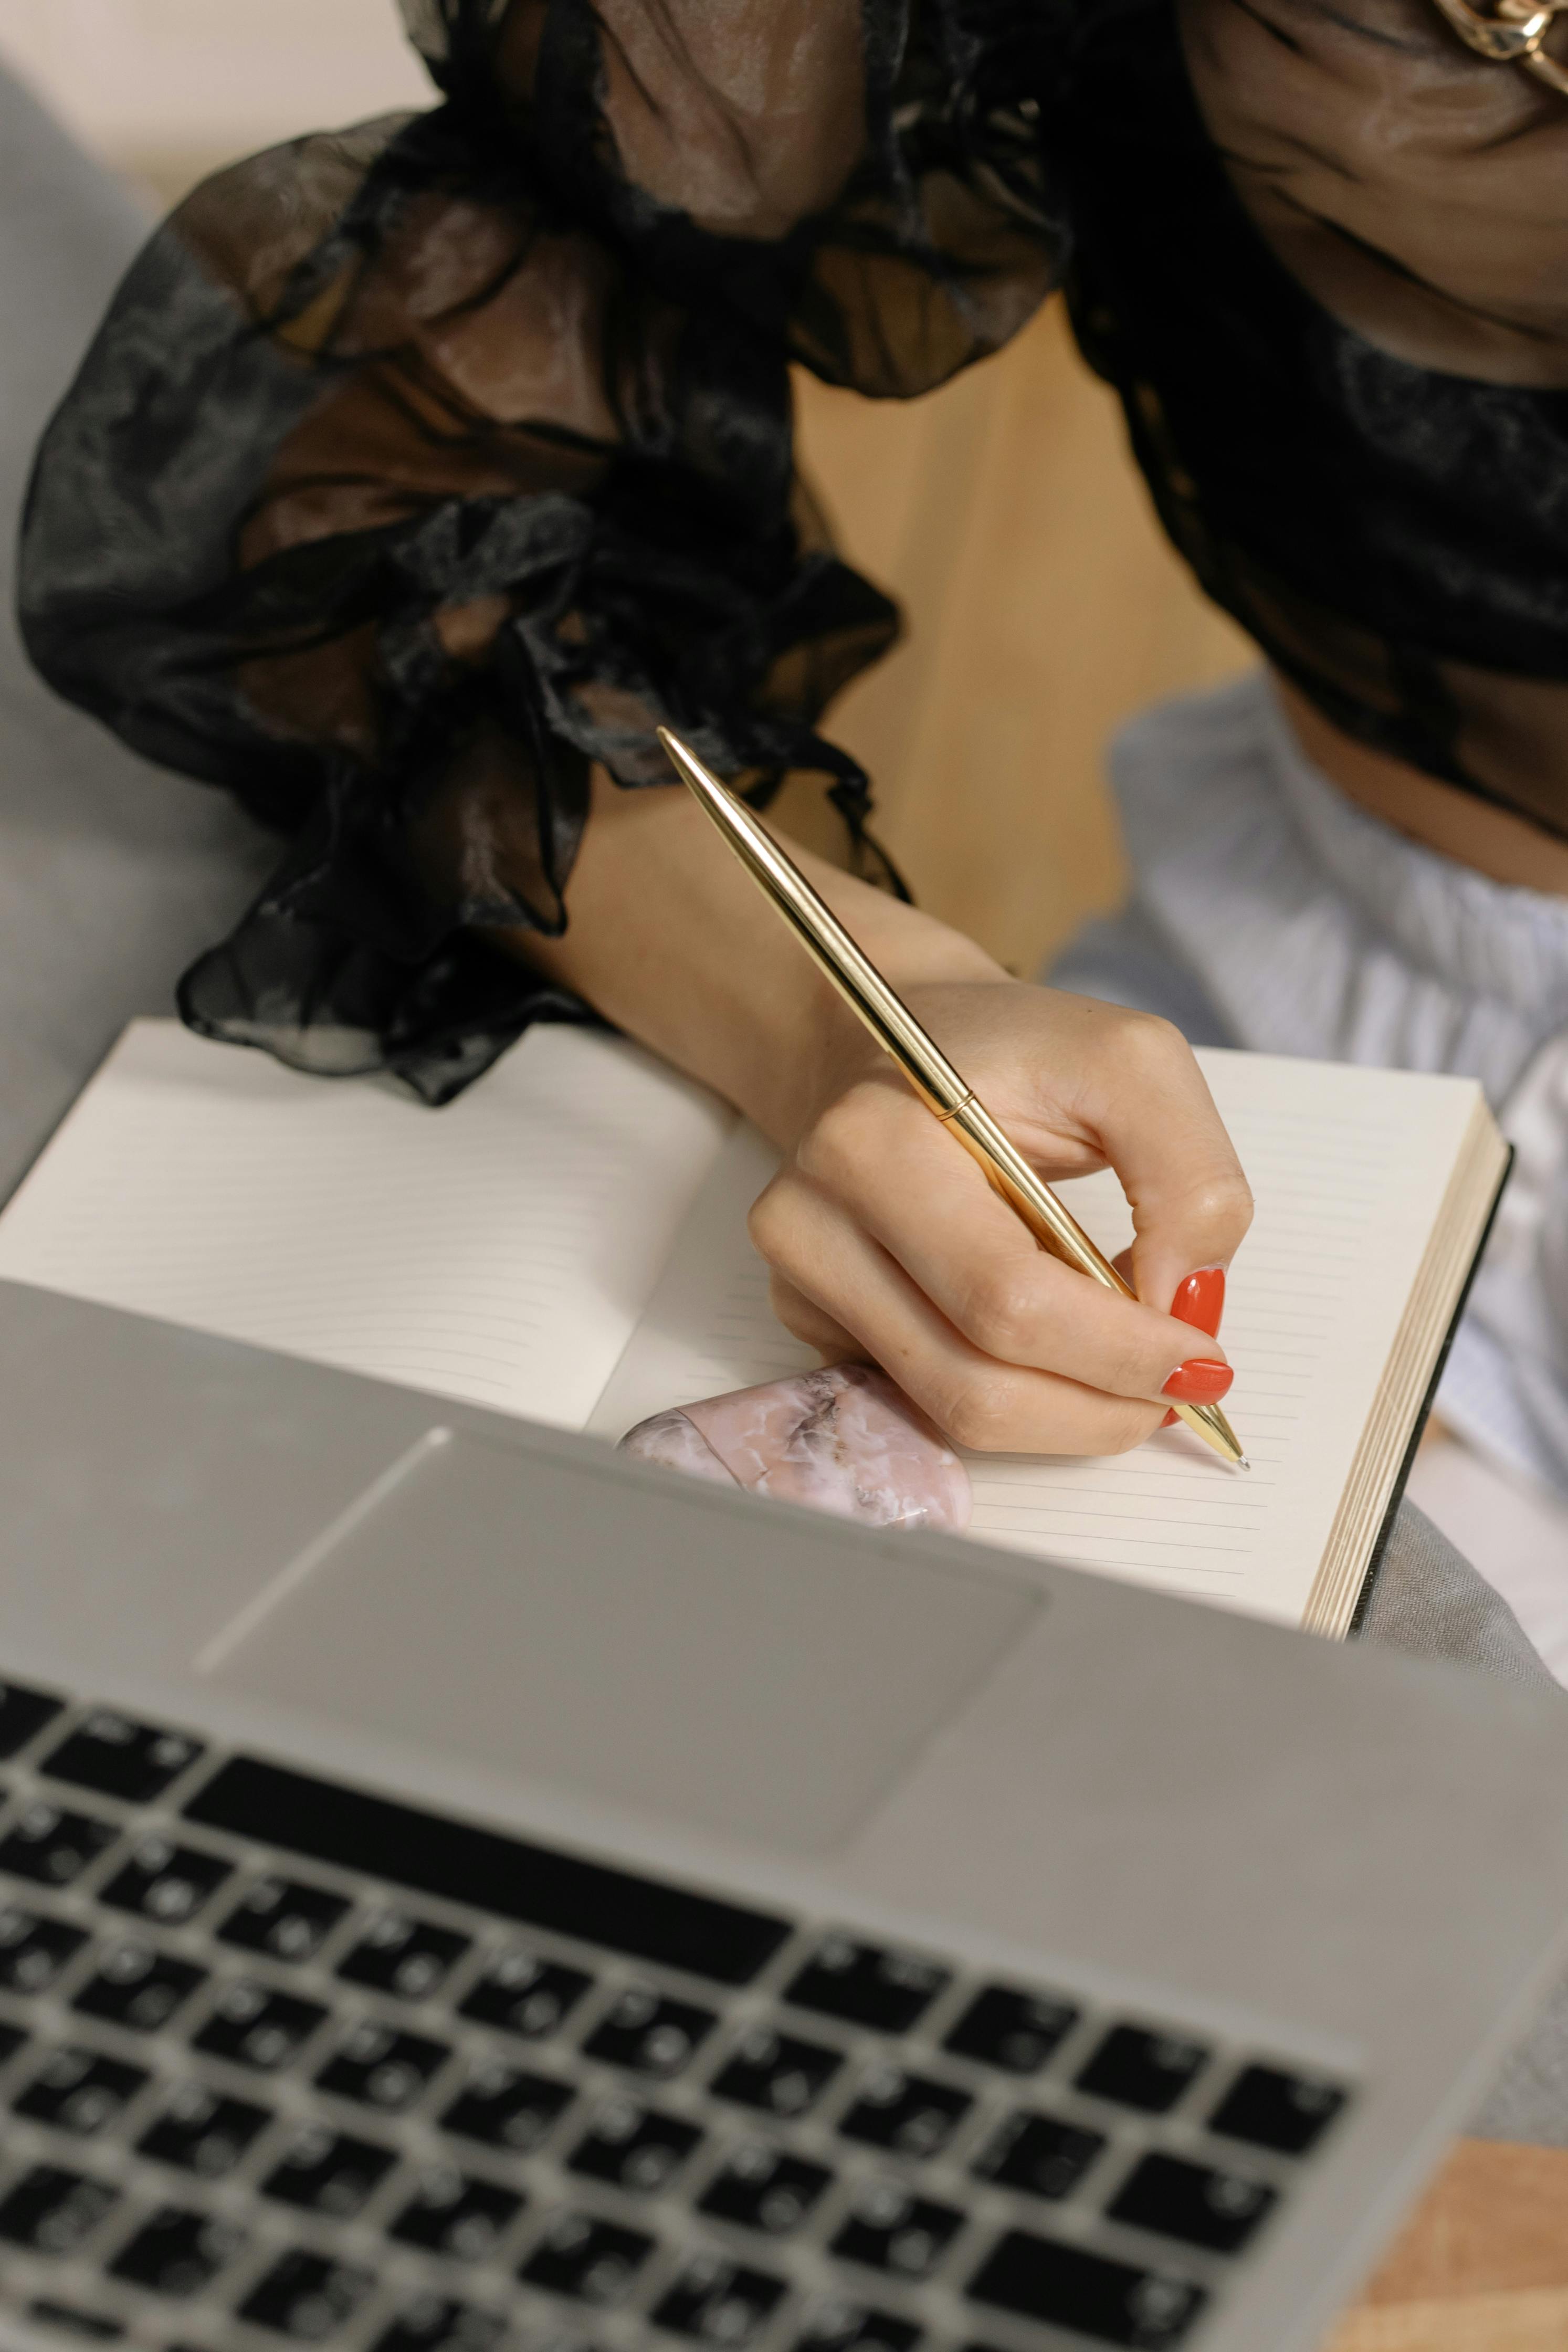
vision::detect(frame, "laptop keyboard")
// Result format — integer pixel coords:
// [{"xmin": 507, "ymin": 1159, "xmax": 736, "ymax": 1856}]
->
[{"xmin": 0, "ymin": 1678, "xmax": 1351, "ymax": 2352}]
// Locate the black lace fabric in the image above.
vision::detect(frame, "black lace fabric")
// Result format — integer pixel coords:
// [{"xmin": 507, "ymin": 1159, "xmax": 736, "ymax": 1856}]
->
[
  {"xmin": 17, "ymin": 0, "xmax": 1568, "ymax": 1099},
  {"xmin": 15, "ymin": 0, "xmax": 1059, "ymax": 1101}
]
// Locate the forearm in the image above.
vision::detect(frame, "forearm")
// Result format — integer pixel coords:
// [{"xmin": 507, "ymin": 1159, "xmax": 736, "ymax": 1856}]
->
[{"xmin": 504, "ymin": 771, "xmax": 1001, "ymax": 1144}]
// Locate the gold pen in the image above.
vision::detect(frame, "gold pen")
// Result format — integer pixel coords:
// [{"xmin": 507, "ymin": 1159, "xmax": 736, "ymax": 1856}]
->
[{"xmin": 658, "ymin": 726, "xmax": 1247, "ymax": 1471}]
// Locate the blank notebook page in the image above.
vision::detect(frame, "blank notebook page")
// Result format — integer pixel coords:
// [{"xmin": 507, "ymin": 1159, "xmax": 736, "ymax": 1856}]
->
[
  {"xmin": 590, "ymin": 1051, "xmax": 1486, "ymax": 1627},
  {"xmin": 0, "ymin": 1021, "xmax": 731, "ymax": 1431}
]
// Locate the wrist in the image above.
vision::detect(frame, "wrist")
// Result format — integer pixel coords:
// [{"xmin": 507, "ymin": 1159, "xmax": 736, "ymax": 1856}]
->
[{"xmin": 500, "ymin": 768, "xmax": 1004, "ymax": 1143}]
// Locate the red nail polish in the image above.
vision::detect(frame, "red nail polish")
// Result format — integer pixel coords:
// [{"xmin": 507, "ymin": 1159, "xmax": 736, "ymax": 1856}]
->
[
  {"xmin": 1171, "ymin": 1267, "xmax": 1225, "ymax": 1338},
  {"xmin": 1162, "ymin": 1357, "xmax": 1234, "ymax": 1404},
  {"xmin": 1161, "ymin": 1409, "xmax": 1178, "ymax": 1428}
]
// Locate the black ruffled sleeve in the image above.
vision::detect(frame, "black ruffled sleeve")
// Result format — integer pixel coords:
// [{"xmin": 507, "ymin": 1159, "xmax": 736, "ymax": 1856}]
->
[{"xmin": 17, "ymin": 0, "xmax": 1061, "ymax": 1101}]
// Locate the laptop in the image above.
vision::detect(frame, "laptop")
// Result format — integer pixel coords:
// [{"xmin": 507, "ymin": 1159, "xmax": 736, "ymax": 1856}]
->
[{"xmin": 1, "ymin": 1277, "xmax": 1566, "ymax": 2352}]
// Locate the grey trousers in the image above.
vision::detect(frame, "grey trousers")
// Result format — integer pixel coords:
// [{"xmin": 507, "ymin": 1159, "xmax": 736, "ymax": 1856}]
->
[{"xmin": 2, "ymin": 62, "xmax": 1563, "ymax": 2143}]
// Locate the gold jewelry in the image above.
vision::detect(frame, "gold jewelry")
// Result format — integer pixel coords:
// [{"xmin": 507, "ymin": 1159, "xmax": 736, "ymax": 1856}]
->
[{"xmin": 1427, "ymin": 0, "xmax": 1568, "ymax": 97}]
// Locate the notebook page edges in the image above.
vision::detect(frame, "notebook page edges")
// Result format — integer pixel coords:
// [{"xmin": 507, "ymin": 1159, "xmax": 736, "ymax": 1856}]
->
[
  {"xmin": 1303, "ymin": 1095, "xmax": 1509, "ymax": 1638},
  {"xmin": 0, "ymin": 1020, "xmax": 732, "ymax": 1431},
  {"xmin": 587, "ymin": 1052, "xmax": 1487, "ymax": 1628}
]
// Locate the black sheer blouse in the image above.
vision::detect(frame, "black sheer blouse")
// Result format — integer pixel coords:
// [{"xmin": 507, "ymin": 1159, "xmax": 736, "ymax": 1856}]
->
[{"xmin": 18, "ymin": 0, "xmax": 1568, "ymax": 1099}]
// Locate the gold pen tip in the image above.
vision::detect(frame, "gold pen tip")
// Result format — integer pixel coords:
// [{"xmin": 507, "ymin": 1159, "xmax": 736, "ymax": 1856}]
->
[{"xmin": 657, "ymin": 725, "xmax": 722, "ymax": 802}]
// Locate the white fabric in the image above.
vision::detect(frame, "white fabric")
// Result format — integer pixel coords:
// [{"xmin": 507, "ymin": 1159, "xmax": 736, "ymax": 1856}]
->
[{"xmin": 1110, "ymin": 671, "xmax": 1568, "ymax": 1503}]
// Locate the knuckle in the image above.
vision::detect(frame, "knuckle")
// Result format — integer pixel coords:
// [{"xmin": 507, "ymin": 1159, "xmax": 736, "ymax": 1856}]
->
[
  {"xmin": 1112, "ymin": 1007, "xmax": 1186, "ymax": 1066},
  {"xmin": 746, "ymin": 1178, "xmax": 796, "ymax": 1266},
  {"xmin": 959, "ymin": 1267, "xmax": 1043, "ymax": 1362},
  {"xmin": 1188, "ymin": 1172, "xmax": 1256, "ymax": 1242},
  {"xmin": 796, "ymin": 1085, "xmax": 882, "ymax": 1188},
  {"xmin": 936, "ymin": 1374, "xmax": 1023, "ymax": 1454}
]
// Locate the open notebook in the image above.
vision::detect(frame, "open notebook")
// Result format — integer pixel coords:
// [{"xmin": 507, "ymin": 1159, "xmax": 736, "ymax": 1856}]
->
[{"xmin": 0, "ymin": 1019, "xmax": 1507, "ymax": 1635}]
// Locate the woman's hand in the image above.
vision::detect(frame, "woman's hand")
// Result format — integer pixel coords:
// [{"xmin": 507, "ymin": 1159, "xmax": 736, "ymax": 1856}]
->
[
  {"xmin": 512, "ymin": 771, "xmax": 1253, "ymax": 1455},
  {"xmin": 753, "ymin": 975, "xmax": 1253, "ymax": 1456}
]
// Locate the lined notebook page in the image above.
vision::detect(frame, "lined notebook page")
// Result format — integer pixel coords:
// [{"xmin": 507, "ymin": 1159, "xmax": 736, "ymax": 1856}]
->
[
  {"xmin": 0, "ymin": 1021, "xmax": 731, "ymax": 1430},
  {"xmin": 589, "ymin": 1052, "xmax": 1487, "ymax": 1626}
]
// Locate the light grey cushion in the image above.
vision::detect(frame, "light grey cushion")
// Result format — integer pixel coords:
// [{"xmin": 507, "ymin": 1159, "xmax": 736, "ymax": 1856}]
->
[{"xmin": 0, "ymin": 64, "xmax": 274, "ymax": 1203}]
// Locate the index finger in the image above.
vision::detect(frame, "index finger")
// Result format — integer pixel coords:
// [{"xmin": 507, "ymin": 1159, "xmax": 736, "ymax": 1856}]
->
[{"xmin": 1056, "ymin": 1006, "xmax": 1253, "ymax": 1316}]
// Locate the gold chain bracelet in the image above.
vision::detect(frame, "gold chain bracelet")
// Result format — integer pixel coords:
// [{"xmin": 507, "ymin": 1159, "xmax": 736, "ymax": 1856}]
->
[{"xmin": 1428, "ymin": 0, "xmax": 1568, "ymax": 94}]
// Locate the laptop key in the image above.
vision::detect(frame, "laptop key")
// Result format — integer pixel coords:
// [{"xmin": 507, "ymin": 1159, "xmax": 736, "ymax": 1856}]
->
[
  {"xmin": 653, "ymin": 2250, "xmax": 787, "ymax": 2345},
  {"xmin": 710, "ymin": 2029, "xmax": 844, "ymax": 2118},
  {"xmin": 0, "ymin": 1906, "xmax": 88, "ymax": 1993},
  {"xmin": 520, "ymin": 2210, "xmax": 656, "ymax": 2304},
  {"xmin": 0, "ymin": 1803, "xmax": 118, "ymax": 1888},
  {"xmin": 317, "ymin": 2020, "xmax": 450, "ymax": 2110},
  {"xmin": 784, "ymin": 1938, "xmax": 949, "ymax": 2035},
  {"xmin": 137, "ymin": 2083, "xmax": 270, "ymax": 2176},
  {"xmin": 699, "ymin": 2144, "xmax": 834, "ymax": 2236},
  {"xmin": 100, "ymin": 1838, "xmax": 232, "ymax": 1926},
  {"xmin": 186, "ymin": 1757, "xmax": 790, "ymax": 1987},
  {"xmin": 73, "ymin": 1944, "xmax": 207, "ymax": 2032},
  {"xmin": 943, "ymin": 1988, "xmax": 1079, "ymax": 2076},
  {"xmin": 1207, "ymin": 2064, "xmax": 1349, "ymax": 2156},
  {"xmin": 442, "ymin": 2060, "xmax": 574, "ymax": 2150},
  {"xmin": 25, "ymin": 2300, "xmax": 125, "ymax": 2342},
  {"xmin": 838, "ymin": 2067, "xmax": 972, "ymax": 2157},
  {"xmin": 338, "ymin": 1911, "xmax": 471, "ymax": 2001},
  {"xmin": 569, "ymin": 2096, "xmax": 703, "ymax": 2192},
  {"xmin": 218, "ymin": 1876, "xmax": 351, "ymax": 1964},
  {"xmin": 41, "ymin": 1713, "xmax": 202, "ymax": 1805},
  {"xmin": 972, "ymin": 2111, "xmax": 1106, "ymax": 2202},
  {"xmin": 583, "ymin": 1986, "xmax": 717, "ymax": 2077},
  {"xmin": 108, "ymin": 2204, "xmax": 247, "ymax": 2295},
  {"xmin": 390, "ymin": 2165, "xmax": 525, "ymax": 2259},
  {"xmin": 14, "ymin": 2046, "xmax": 149, "ymax": 2136},
  {"xmin": 1108, "ymin": 2154, "xmax": 1277, "ymax": 2255},
  {"xmin": 795, "ymin": 2304, "xmax": 921, "ymax": 2352},
  {"xmin": 832, "ymin": 2185, "xmax": 965, "ymax": 2280},
  {"xmin": 1075, "ymin": 2029, "xmax": 1210, "ymax": 2116},
  {"xmin": 262, "ymin": 2123, "xmax": 398, "ymax": 2216},
  {"xmin": 459, "ymin": 1949, "xmax": 593, "ymax": 2041},
  {"xmin": 372, "ymin": 2295, "xmax": 509, "ymax": 2351},
  {"xmin": 191, "ymin": 1980, "xmax": 327, "ymax": 2071},
  {"xmin": 0, "ymin": 1681, "xmax": 64, "ymax": 1760},
  {"xmin": 238, "ymin": 2249, "xmax": 374, "ymax": 2339},
  {"xmin": 969, "ymin": 2231, "xmax": 1207, "ymax": 2348},
  {"xmin": 0, "ymin": 2165, "xmax": 120, "ymax": 2253}
]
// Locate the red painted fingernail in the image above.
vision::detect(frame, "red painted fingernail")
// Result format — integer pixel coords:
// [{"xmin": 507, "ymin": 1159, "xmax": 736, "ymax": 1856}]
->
[
  {"xmin": 1161, "ymin": 1409, "xmax": 1178, "ymax": 1428},
  {"xmin": 1162, "ymin": 1357, "xmax": 1234, "ymax": 1403},
  {"xmin": 1171, "ymin": 1266, "xmax": 1225, "ymax": 1338}
]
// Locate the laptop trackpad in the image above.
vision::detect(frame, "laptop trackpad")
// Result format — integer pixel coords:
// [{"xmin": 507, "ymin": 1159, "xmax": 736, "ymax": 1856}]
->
[{"xmin": 201, "ymin": 1428, "xmax": 1038, "ymax": 1856}]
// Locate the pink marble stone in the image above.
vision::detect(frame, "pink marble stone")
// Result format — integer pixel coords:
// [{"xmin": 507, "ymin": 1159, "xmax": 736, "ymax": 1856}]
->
[
  {"xmin": 614, "ymin": 1405, "xmax": 737, "ymax": 1487},
  {"xmin": 619, "ymin": 1363, "xmax": 971, "ymax": 1532}
]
